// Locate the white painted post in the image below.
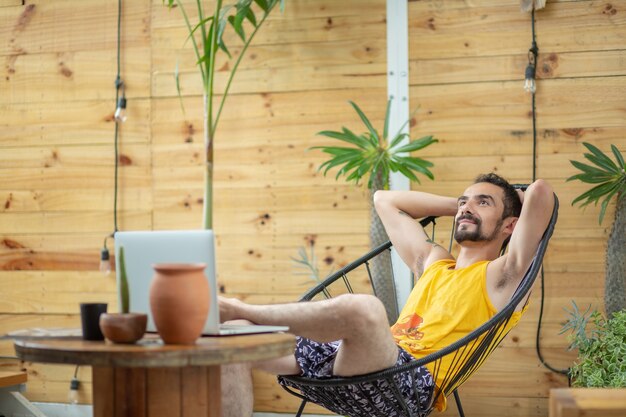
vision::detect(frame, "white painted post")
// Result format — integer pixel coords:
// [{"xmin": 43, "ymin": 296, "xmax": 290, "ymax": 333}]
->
[{"xmin": 386, "ymin": 0, "xmax": 412, "ymax": 308}]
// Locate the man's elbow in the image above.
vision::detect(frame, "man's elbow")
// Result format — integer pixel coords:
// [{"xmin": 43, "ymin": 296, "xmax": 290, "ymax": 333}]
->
[
  {"xmin": 373, "ymin": 190, "xmax": 389, "ymax": 209},
  {"xmin": 527, "ymin": 179, "xmax": 554, "ymax": 210}
]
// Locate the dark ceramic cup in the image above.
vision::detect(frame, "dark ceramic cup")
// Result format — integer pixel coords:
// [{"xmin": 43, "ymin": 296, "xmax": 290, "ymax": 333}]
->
[{"xmin": 80, "ymin": 303, "xmax": 108, "ymax": 341}]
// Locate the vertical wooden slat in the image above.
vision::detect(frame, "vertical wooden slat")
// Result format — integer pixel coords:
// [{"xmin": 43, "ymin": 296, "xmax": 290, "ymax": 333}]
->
[
  {"xmin": 115, "ymin": 367, "xmax": 147, "ymax": 417},
  {"xmin": 146, "ymin": 367, "xmax": 181, "ymax": 417},
  {"xmin": 181, "ymin": 366, "xmax": 208, "ymax": 417},
  {"xmin": 207, "ymin": 366, "xmax": 222, "ymax": 417},
  {"xmin": 92, "ymin": 366, "xmax": 115, "ymax": 417}
]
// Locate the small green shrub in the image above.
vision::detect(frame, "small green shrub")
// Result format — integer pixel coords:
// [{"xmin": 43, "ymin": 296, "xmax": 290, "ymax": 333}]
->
[{"xmin": 561, "ymin": 301, "xmax": 626, "ymax": 387}]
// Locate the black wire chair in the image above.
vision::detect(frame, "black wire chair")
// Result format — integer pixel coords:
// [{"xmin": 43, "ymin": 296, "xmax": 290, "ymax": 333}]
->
[{"xmin": 280, "ymin": 194, "xmax": 559, "ymax": 417}]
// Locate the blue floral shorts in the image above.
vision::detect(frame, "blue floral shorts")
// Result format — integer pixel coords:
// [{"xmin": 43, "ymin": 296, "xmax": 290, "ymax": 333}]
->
[{"xmin": 277, "ymin": 337, "xmax": 435, "ymax": 417}]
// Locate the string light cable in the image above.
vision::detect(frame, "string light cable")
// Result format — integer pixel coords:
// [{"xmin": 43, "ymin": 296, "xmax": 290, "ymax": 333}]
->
[
  {"xmin": 100, "ymin": 0, "xmax": 124, "ymax": 274},
  {"xmin": 526, "ymin": 8, "xmax": 570, "ymax": 379},
  {"xmin": 68, "ymin": 365, "xmax": 80, "ymax": 404}
]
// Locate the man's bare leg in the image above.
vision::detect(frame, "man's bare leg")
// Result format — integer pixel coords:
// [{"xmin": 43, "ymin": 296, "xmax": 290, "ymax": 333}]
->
[
  {"xmin": 219, "ymin": 294, "xmax": 399, "ymax": 376},
  {"xmin": 221, "ymin": 362, "xmax": 253, "ymax": 417},
  {"xmin": 221, "ymin": 320, "xmax": 301, "ymax": 417}
]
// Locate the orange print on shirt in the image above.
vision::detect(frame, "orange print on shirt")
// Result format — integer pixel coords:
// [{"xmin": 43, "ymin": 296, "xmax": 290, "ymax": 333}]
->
[{"xmin": 391, "ymin": 313, "xmax": 425, "ymax": 341}]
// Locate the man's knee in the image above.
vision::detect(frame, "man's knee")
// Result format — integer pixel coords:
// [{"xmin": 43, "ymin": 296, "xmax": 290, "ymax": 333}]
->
[{"xmin": 334, "ymin": 294, "xmax": 388, "ymax": 331}]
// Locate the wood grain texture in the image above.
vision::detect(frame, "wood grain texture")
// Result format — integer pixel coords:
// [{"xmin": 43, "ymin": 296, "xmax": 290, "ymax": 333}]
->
[
  {"xmin": 0, "ymin": 370, "xmax": 27, "ymax": 387},
  {"xmin": 14, "ymin": 334, "xmax": 295, "ymax": 367},
  {"xmin": 549, "ymin": 388, "xmax": 626, "ymax": 417},
  {"xmin": 0, "ymin": 0, "xmax": 624, "ymax": 415}
]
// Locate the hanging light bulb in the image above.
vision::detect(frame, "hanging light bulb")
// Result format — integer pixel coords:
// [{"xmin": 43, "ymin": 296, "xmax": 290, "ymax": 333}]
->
[
  {"xmin": 99, "ymin": 246, "xmax": 111, "ymax": 275},
  {"xmin": 114, "ymin": 96, "xmax": 127, "ymax": 123},
  {"xmin": 68, "ymin": 377, "xmax": 80, "ymax": 404},
  {"xmin": 524, "ymin": 64, "xmax": 536, "ymax": 93},
  {"xmin": 524, "ymin": 41, "xmax": 538, "ymax": 94}
]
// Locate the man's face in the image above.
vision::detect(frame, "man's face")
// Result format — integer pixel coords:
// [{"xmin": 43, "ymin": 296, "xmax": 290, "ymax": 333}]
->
[{"xmin": 454, "ymin": 182, "xmax": 506, "ymax": 244}]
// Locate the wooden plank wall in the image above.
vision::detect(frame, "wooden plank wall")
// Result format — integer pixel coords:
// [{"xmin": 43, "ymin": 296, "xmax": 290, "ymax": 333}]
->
[
  {"xmin": 0, "ymin": 0, "xmax": 623, "ymax": 416},
  {"xmin": 405, "ymin": 1, "xmax": 626, "ymax": 416}
]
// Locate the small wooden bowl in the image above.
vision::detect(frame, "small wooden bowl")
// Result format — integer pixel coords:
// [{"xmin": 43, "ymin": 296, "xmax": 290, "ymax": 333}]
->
[{"xmin": 99, "ymin": 313, "xmax": 147, "ymax": 344}]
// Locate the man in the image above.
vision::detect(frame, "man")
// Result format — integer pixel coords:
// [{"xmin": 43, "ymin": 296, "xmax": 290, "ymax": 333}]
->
[{"xmin": 219, "ymin": 173, "xmax": 554, "ymax": 416}]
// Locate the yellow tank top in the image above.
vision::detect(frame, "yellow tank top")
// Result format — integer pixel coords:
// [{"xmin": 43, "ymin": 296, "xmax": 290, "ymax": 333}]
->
[{"xmin": 390, "ymin": 259, "xmax": 525, "ymax": 411}]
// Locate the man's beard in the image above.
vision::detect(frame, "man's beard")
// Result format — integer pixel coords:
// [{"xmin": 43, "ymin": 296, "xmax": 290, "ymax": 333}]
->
[{"xmin": 454, "ymin": 213, "xmax": 503, "ymax": 243}]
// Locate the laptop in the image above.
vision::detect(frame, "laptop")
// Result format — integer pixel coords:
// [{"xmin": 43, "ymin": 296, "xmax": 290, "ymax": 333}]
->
[{"xmin": 114, "ymin": 230, "xmax": 289, "ymax": 336}]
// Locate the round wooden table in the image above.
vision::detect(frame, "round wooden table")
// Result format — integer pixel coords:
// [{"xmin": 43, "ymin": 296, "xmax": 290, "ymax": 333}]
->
[{"xmin": 14, "ymin": 333, "xmax": 295, "ymax": 417}]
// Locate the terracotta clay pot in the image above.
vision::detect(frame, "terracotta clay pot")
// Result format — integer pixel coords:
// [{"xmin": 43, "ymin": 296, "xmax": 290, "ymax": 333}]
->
[
  {"xmin": 99, "ymin": 313, "xmax": 147, "ymax": 344},
  {"xmin": 149, "ymin": 263, "xmax": 210, "ymax": 345}
]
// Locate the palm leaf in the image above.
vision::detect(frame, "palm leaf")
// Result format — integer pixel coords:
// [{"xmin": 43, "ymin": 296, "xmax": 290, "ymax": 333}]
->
[
  {"xmin": 196, "ymin": 18, "xmax": 219, "ymax": 65},
  {"xmin": 254, "ymin": 0, "xmax": 268, "ymax": 12},
  {"xmin": 186, "ymin": 16, "xmax": 215, "ymax": 50},
  {"xmin": 338, "ymin": 158, "xmax": 365, "ymax": 177},
  {"xmin": 313, "ymin": 100, "xmax": 436, "ymax": 189},
  {"xmin": 568, "ymin": 172, "xmax": 615, "ymax": 184},
  {"xmin": 394, "ymin": 162, "xmax": 419, "ymax": 183},
  {"xmin": 232, "ymin": 0, "xmax": 253, "ymax": 39},
  {"xmin": 572, "ymin": 181, "xmax": 620, "ymax": 207},
  {"xmin": 394, "ymin": 136, "xmax": 437, "ymax": 153},
  {"xmin": 228, "ymin": 15, "xmax": 246, "ymax": 41},
  {"xmin": 389, "ymin": 105, "xmax": 419, "ymax": 144},
  {"xmin": 611, "ymin": 144, "xmax": 625, "ymax": 169},
  {"xmin": 599, "ymin": 186, "xmax": 621, "ymax": 224},
  {"xmin": 313, "ymin": 146, "xmax": 362, "ymax": 156},
  {"xmin": 583, "ymin": 142, "xmax": 619, "ymax": 171},
  {"xmin": 388, "ymin": 133, "xmax": 409, "ymax": 150},
  {"xmin": 245, "ymin": 7, "xmax": 257, "ymax": 26},
  {"xmin": 382, "ymin": 98, "xmax": 392, "ymax": 140},
  {"xmin": 216, "ymin": 5, "xmax": 234, "ymax": 58},
  {"xmin": 584, "ymin": 153, "xmax": 619, "ymax": 173},
  {"xmin": 319, "ymin": 153, "xmax": 365, "ymax": 175},
  {"xmin": 345, "ymin": 161, "xmax": 372, "ymax": 183},
  {"xmin": 171, "ymin": 0, "xmax": 206, "ymax": 83},
  {"xmin": 568, "ymin": 160, "xmax": 612, "ymax": 179},
  {"xmin": 324, "ymin": 152, "xmax": 365, "ymax": 169},
  {"xmin": 342, "ymin": 127, "xmax": 376, "ymax": 148},
  {"xmin": 316, "ymin": 129, "xmax": 370, "ymax": 149},
  {"xmin": 395, "ymin": 156, "xmax": 435, "ymax": 179},
  {"xmin": 349, "ymin": 101, "xmax": 379, "ymax": 142}
]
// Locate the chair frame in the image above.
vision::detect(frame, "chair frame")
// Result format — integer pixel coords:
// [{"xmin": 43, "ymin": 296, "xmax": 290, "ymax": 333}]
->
[{"xmin": 280, "ymin": 194, "xmax": 559, "ymax": 417}]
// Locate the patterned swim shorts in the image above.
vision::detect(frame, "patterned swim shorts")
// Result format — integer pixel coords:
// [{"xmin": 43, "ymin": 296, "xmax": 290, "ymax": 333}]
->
[{"xmin": 277, "ymin": 337, "xmax": 435, "ymax": 417}]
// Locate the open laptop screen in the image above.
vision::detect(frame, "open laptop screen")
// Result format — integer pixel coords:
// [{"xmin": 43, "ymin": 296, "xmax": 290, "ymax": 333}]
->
[{"xmin": 114, "ymin": 230, "xmax": 218, "ymax": 333}]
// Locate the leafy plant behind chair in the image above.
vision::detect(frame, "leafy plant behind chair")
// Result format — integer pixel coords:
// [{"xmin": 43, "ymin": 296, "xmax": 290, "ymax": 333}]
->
[
  {"xmin": 311, "ymin": 99, "xmax": 437, "ymax": 323},
  {"xmin": 291, "ymin": 244, "xmax": 324, "ymax": 285},
  {"xmin": 567, "ymin": 142, "xmax": 626, "ymax": 316},
  {"xmin": 164, "ymin": 0, "xmax": 285, "ymax": 229},
  {"xmin": 561, "ymin": 301, "xmax": 626, "ymax": 387}
]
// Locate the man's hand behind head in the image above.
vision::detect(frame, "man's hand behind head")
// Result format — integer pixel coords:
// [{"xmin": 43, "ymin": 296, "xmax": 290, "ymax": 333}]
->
[{"xmin": 516, "ymin": 188, "xmax": 524, "ymax": 206}]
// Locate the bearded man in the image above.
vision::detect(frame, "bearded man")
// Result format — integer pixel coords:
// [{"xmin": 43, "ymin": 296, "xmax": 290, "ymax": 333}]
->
[{"xmin": 219, "ymin": 173, "xmax": 554, "ymax": 416}]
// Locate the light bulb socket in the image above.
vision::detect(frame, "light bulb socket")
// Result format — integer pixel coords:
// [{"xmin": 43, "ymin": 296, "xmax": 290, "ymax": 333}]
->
[
  {"xmin": 70, "ymin": 377, "xmax": 79, "ymax": 390},
  {"xmin": 116, "ymin": 96, "xmax": 127, "ymax": 110},
  {"xmin": 100, "ymin": 247, "xmax": 110, "ymax": 261},
  {"xmin": 525, "ymin": 64, "xmax": 536, "ymax": 80}
]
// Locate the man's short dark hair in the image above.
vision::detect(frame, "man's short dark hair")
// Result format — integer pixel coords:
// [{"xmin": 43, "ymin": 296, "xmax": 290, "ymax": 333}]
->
[{"xmin": 474, "ymin": 173, "xmax": 522, "ymax": 219}]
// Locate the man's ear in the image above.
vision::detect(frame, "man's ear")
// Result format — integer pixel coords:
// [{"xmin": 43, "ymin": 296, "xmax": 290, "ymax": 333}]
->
[{"xmin": 503, "ymin": 217, "xmax": 518, "ymax": 237}]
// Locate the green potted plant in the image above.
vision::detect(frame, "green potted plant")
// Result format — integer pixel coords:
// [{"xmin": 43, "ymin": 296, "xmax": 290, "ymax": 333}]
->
[
  {"xmin": 567, "ymin": 142, "xmax": 626, "ymax": 317},
  {"xmin": 164, "ymin": 0, "xmax": 285, "ymax": 229},
  {"xmin": 312, "ymin": 99, "xmax": 437, "ymax": 322},
  {"xmin": 561, "ymin": 301, "xmax": 626, "ymax": 387},
  {"xmin": 99, "ymin": 246, "xmax": 147, "ymax": 343}
]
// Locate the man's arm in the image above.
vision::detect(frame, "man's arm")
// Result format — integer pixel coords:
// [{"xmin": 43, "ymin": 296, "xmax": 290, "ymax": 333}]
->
[
  {"xmin": 491, "ymin": 179, "xmax": 555, "ymax": 293},
  {"xmin": 374, "ymin": 190, "xmax": 458, "ymax": 276}
]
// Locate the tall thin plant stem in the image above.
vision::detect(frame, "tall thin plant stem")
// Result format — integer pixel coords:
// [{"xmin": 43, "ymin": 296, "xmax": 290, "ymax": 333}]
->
[{"xmin": 213, "ymin": 9, "xmax": 273, "ymax": 134}]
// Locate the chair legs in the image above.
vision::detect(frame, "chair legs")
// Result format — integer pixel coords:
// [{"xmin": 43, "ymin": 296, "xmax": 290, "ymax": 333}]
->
[
  {"xmin": 295, "ymin": 399, "xmax": 308, "ymax": 417},
  {"xmin": 453, "ymin": 389, "xmax": 466, "ymax": 417}
]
